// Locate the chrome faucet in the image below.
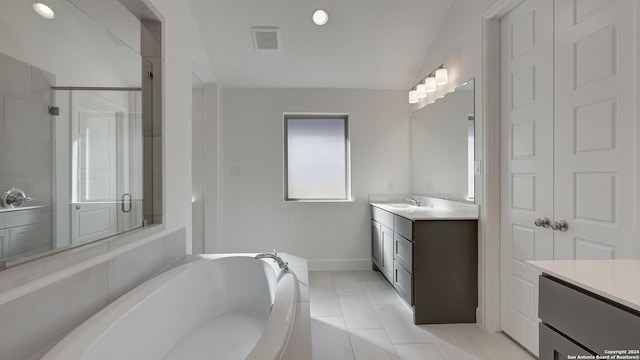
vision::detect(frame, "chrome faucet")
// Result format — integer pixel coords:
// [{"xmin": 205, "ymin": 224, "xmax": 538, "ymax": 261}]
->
[
  {"xmin": 406, "ymin": 197, "xmax": 421, "ymax": 206},
  {"xmin": 255, "ymin": 251, "xmax": 289, "ymax": 272}
]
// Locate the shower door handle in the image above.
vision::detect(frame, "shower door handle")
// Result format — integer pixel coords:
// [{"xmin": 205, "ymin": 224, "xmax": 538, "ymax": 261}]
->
[{"xmin": 121, "ymin": 193, "xmax": 132, "ymax": 213}]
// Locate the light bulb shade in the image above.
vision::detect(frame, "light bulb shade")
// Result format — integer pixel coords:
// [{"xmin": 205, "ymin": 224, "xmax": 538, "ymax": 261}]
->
[
  {"xmin": 435, "ymin": 68, "xmax": 448, "ymax": 86},
  {"xmin": 312, "ymin": 9, "xmax": 329, "ymax": 25},
  {"xmin": 409, "ymin": 90, "xmax": 419, "ymax": 104},
  {"xmin": 33, "ymin": 2, "xmax": 55, "ymax": 19},
  {"xmin": 425, "ymin": 77, "xmax": 436, "ymax": 93},
  {"xmin": 416, "ymin": 83, "xmax": 427, "ymax": 98}
]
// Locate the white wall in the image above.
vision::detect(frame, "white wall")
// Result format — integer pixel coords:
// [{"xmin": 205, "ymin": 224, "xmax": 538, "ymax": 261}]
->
[
  {"xmin": 202, "ymin": 84, "xmax": 219, "ymax": 252},
  {"xmin": 192, "ymin": 87, "xmax": 204, "ymax": 253},
  {"xmin": 147, "ymin": 0, "xmax": 213, "ymax": 250},
  {"xmin": 217, "ymin": 88, "xmax": 410, "ymax": 269}
]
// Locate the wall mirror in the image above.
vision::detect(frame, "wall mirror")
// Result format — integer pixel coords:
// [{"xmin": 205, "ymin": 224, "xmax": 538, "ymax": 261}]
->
[
  {"xmin": 0, "ymin": 0, "xmax": 155, "ymax": 266},
  {"xmin": 411, "ymin": 79, "xmax": 475, "ymax": 203}
]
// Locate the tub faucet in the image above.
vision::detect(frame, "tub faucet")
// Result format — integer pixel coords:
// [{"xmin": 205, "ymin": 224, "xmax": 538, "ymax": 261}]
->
[{"xmin": 255, "ymin": 251, "xmax": 289, "ymax": 272}]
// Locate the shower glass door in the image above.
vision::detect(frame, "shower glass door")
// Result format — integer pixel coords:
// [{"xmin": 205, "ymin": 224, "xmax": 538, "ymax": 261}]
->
[{"xmin": 55, "ymin": 89, "xmax": 143, "ymax": 245}]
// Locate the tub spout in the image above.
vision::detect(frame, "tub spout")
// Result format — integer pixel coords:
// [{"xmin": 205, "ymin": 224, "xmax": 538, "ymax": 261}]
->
[{"xmin": 255, "ymin": 252, "xmax": 289, "ymax": 272}]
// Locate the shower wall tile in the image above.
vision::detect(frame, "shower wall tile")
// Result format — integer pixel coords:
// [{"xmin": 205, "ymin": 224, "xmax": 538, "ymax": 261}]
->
[
  {"xmin": 33, "ymin": 177, "xmax": 52, "ymax": 206},
  {"xmin": 4, "ymin": 96, "xmax": 52, "ymax": 141},
  {"xmin": 30, "ymin": 67, "xmax": 54, "ymax": 106},
  {"xmin": 143, "ymin": 136, "xmax": 153, "ymax": 218},
  {"xmin": 0, "ymin": 53, "xmax": 31, "ymax": 99},
  {"xmin": 152, "ymin": 136, "xmax": 162, "ymax": 217},
  {"xmin": 0, "ymin": 263, "xmax": 108, "ymax": 360},
  {"xmin": 0, "ymin": 177, "xmax": 34, "ymax": 196},
  {"xmin": 0, "ymin": 135, "xmax": 52, "ymax": 177}
]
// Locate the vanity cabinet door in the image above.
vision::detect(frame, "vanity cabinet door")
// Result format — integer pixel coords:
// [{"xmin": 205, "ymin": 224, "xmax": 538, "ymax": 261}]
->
[
  {"xmin": 0, "ymin": 229, "xmax": 5, "ymax": 259},
  {"xmin": 371, "ymin": 219, "xmax": 393, "ymax": 281},
  {"xmin": 371, "ymin": 220, "xmax": 382, "ymax": 269},
  {"xmin": 381, "ymin": 224, "xmax": 394, "ymax": 281}
]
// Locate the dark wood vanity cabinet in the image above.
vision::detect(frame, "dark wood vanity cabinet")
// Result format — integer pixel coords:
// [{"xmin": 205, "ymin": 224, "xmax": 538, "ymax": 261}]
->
[
  {"xmin": 539, "ymin": 275, "xmax": 640, "ymax": 359},
  {"xmin": 412, "ymin": 219, "xmax": 478, "ymax": 324},
  {"xmin": 371, "ymin": 205, "xmax": 478, "ymax": 324}
]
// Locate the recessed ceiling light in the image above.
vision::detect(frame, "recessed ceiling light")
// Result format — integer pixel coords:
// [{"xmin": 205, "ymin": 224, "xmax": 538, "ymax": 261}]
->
[
  {"xmin": 33, "ymin": 2, "xmax": 55, "ymax": 19},
  {"xmin": 312, "ymin": 9, "xmax": 328, "ymax": 26}
]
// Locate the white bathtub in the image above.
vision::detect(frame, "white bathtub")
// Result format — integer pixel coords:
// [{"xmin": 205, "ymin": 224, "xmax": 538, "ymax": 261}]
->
[{"xmin": 41, "ymin": 255, "xmax": 297, "ymax": 360}]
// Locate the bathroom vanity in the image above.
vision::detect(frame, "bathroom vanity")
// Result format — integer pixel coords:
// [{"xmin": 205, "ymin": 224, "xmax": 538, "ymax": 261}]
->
[
  {"xmin": 370, "ymin": 198, "xmax": 478, "ymax": 324},
  {"xmin": 530, "ymin": 260, "xmax": 640, "ymax": 358},
  {"xmin": 0, "ymin": 206, "xmax": 51, "ymax": 261}
]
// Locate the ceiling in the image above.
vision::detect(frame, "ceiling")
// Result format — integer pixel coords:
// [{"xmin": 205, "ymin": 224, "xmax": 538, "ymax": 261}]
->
[{"xmin": 187, "ymin": 0, "xmax": 453, "ymax": 89}]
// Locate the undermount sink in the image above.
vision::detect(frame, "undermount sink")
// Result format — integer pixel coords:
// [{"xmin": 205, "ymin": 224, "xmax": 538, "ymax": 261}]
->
[{"xmin": 385, "ymin": 203, "xmax": 415, "ymax": 209}]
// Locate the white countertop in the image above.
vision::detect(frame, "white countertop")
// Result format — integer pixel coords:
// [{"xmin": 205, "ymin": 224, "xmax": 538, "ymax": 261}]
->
[
  {"xmin": 370, "ymin": 202, "xmax": 478, "ymax": 221},
  {"xmin": 529, "ymin": 259, "xmax": 640, "ymax": 312},
  {"xmin": 0, "ymin": 205, "xmax": 46, "ymax": 213}
]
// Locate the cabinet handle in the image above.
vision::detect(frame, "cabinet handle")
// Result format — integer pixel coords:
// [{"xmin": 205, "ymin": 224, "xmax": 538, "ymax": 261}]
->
[
  {"xmin": 534, "ymin": 217, "xmax": 550, "ymax": 228},
  {"xmin": 550, "ymin": 220, "xmax": 568, "ymax": 232}
]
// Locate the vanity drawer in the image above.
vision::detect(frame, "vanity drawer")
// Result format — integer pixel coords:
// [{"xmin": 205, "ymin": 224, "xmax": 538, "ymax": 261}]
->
[
  {"xmin": 539, "ymin": 275, "xmax": 640, "ymax": 353},
  {"xmin": 539, "ymin": 323, "xmax": 593, "ymax": 360},
  {"xmin": 372, "ymin": 206, "xmax": 393, "ymax": 229},
  {"xmin": 394, "ymin": 260, "xmax": 412, "ymax": 305},
  {"xmin": 394, "ymin": 232, "xmax": 412, "ymax": 273},
  {"xmin": 4, "ymin": 210, "xmax": 49, "ymax": 228},
  {"xmin": 393, "ymin": 215, "xmax": 412, "ymax": 241}
]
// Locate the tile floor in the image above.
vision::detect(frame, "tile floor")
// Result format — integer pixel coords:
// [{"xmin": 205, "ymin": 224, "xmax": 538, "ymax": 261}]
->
[{"xmin": 309, "ymin": 270, "xmax": 535, "ymax": 360}]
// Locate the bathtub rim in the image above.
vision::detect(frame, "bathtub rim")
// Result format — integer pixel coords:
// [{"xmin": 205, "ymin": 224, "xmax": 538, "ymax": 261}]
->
[{"xmin": 40, "ymin": 254, "xmax": 297, "ymax": 360}]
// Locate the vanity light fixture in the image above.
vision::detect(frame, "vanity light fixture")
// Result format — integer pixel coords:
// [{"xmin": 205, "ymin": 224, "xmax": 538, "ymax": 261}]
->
[
  {"xmin": 416, "ymin": 83, "xmax": 427, "ymax": 99},
  {"xmin": 409, "ymin": 90, "xmax": 419, "ymax": 104},
  {"xmin": 425, "ymin": 76, "xmax": 437, "ymax": 93},
  {"xmin": 312, "ymin": 9, "xmax": 329, "ymax": 25},
  {"xmin": 435, "ymin": 67, "xmax": 448, "ymax": 86},
  {"xmin": 33, "ymin": 2, "xmax": 55, "ymax": 19},
  {"xmin": 408, "ymin": 64, "xmax": 448, "ymax": 103}
]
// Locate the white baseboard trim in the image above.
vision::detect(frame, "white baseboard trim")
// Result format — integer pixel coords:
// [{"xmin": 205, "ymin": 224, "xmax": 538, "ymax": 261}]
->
[{"xmin": 308, "ymin": 259, "xmax": 372, "ymax": 271}]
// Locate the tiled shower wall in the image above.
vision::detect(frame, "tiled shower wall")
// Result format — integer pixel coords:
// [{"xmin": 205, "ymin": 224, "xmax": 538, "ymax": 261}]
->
[{"xmin": 0, "ymin": 52, "xmax": 54, "ymax": 209}]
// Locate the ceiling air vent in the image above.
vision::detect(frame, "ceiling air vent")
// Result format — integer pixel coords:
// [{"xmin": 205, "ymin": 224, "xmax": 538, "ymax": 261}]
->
[{"xmin": 252, "ymin": 26, "xmax": 280, "ymax": 51}]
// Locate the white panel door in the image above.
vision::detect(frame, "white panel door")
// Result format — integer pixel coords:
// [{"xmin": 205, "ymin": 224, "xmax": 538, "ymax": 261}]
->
[
  {"xmin": 500, "ymin": 0, "xmax": 637, "ymax": 354},
  {"xmin": 499, "ymin": 0, "xmax": 554, "ymax": 354},
  {"xmin": 71, "ymin": 92, "xmax": 119, "ymax": 244},
  {"xmin": 553, "ymin": 0, "xmax": 636, "ymax": 260}
]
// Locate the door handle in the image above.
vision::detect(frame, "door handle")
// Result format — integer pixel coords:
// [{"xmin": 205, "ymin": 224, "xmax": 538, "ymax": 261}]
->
[
  {"xmin": 550, "ymin": 220, "xmax": 568, "ymax": 232},
  {"xmin": 534, "ymin": 217, "xmax": 550, "ymax": 228},
  {"xmin": 121, "ymin": 193, "xmax": 132, "ymax": 213}
]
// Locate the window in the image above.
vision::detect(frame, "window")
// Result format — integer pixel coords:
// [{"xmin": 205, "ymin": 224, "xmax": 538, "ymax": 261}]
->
[{"xmin": 284, "ymin": 114, "xmax": 351, "ymax": 201}]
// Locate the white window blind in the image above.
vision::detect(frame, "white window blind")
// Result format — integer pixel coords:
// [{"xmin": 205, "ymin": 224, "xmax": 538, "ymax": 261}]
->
[{"xmin": 284, "ymin": 114, "xmax": 350, "ymax": 201}]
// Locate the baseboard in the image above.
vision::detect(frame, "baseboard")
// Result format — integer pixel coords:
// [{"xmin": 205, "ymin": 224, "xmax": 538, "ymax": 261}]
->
[{"xmin": 308, "ymin": 259, "xmax": 372, "ymax": 271}]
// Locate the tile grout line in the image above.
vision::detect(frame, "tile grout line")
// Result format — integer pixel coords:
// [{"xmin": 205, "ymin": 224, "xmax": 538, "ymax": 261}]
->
[
  {"xmin": 357, "ymin": 273, "xmax": 403, "ymax": 360},
  {"xmin": 330, "ymin": 271, "xmax": 358, "ymax": 360}
]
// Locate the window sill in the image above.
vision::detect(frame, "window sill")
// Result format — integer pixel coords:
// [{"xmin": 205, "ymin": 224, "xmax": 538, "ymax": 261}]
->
[{"xmin": 281, "ymin": 199, "xmax": 355, "ymax": 207}]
